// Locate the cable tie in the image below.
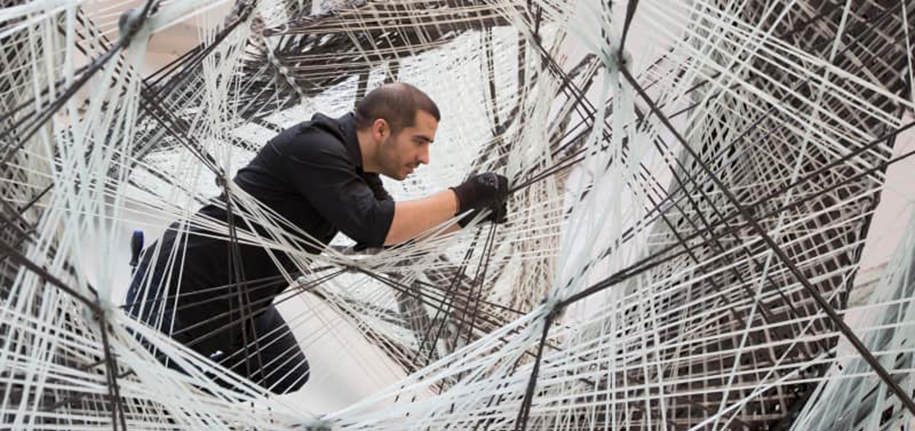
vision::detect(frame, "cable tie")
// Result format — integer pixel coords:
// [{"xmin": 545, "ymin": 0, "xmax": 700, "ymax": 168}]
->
[
  {"xmin": 540, "ymin": 289, "xmax": 563, "ymax": 321},
  {"xmin": 602, "ymin": 41, "xmax": 631, "ymax": 74},
  {"xmin": 295, "ymin": 418, "xmax": 332, "ymax": 430},
  {"xmin": 117, "ymin": 8, "xmax": 146, "ymax": 44}
]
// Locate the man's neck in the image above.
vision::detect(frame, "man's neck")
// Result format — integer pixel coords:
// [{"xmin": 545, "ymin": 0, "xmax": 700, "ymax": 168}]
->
[{"xmin": 356, "ymin": 129, "xmax": 380, "ymax": 173}]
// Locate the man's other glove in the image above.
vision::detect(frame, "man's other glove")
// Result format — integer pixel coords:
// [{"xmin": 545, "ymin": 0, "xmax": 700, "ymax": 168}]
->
[{"xmin": 451, "ymin": 172, "xmax": 509, "ymax": 213}]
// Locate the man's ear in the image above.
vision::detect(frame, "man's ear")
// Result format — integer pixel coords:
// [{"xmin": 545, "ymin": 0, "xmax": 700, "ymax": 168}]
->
[{"xmin": 372, "ymin": 118, "xmax": 389, "ymax": 141}]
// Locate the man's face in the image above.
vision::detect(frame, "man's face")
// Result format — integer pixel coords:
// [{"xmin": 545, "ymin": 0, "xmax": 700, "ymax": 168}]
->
[{"xmin": 378, "ymin": 110, "xmax": 438, "ymax": 180}]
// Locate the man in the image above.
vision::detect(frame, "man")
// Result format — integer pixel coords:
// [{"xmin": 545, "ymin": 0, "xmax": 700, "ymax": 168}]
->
[{"xmin": 126, "ymin": 83, "xmax": 509, "ymax": 394}]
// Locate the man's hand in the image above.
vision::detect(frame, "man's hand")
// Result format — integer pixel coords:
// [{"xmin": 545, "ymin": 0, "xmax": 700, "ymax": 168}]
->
[
  {"xmin": 451, "ymin": 172, "xmax": 509, "ymax": 213},
  {"xmin": 451, "ymin": 172, "xmax": 510, "ymax": 228},
  {"xmin": 384, "ymin": 173, "xmax": 509, "ymax": 245},
  {"xmin": 457, "ymin": 201, "xmax": 507, "ymax": 227}
]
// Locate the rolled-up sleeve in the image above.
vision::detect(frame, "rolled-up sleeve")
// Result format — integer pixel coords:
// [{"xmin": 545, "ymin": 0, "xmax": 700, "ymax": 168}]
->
[{"xmin": 279, "ymin": 134, "xmax": 395, "ymax": 247}]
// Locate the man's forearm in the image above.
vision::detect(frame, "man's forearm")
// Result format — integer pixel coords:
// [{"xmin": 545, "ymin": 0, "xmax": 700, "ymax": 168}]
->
[{"xmin": 384, "ymin": 190, "xmax": 460, "ymax": 245}]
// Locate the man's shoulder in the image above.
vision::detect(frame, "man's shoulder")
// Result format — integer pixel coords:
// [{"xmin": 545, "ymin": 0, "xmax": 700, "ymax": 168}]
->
[{"xmin": 269, "ymin": 114, "xmax": 349, "ymax": 159}]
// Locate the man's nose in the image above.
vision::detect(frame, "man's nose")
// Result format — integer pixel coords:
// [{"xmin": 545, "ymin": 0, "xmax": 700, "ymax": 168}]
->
[{"xmin": 418, "ymin": 146, "xmax": 430, "ymax": 165}]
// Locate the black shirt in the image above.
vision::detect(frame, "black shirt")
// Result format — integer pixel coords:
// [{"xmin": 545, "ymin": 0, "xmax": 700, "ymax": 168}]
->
[
  {"xmin": 228, "ymin": 112, "xmax": 394, "ymax": 251},
  {"xmin": 131, "ymin": 113, "xmax": 394, "ymax": 341}
]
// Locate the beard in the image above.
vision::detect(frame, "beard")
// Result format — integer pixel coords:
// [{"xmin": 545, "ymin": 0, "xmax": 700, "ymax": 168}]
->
[{"xmin": 379, "ymin": 136, "xmax": 407, "ymax": 180}]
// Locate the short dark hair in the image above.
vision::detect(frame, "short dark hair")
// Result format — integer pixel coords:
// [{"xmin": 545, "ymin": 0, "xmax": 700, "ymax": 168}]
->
[{"xmin": 354, "ymin": 82, "xmax": 440, "ymax": 134}]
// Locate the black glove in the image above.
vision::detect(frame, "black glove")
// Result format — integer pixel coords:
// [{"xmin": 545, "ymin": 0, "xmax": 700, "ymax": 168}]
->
[
  {"xmin": 451, "ymin": 172, "xmax": 509, "ymax": 213},
  {"xmin": 457, "ymin": 201, "xmax": 508, "ymax": 227}
]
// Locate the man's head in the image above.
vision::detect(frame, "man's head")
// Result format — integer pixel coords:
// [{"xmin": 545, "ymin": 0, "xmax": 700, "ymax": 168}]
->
[{"xmin": 355, "ymin": 83, "xmax": 440, "ymax": 180}]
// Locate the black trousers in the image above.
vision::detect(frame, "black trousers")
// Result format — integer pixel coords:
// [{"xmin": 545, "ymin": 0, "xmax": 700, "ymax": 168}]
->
[{"xmin": 125, "ymin": 226, "xmax": 309, "ymax": 394}]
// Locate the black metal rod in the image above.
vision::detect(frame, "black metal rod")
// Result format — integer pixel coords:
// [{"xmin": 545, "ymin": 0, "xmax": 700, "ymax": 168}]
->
[{"xmin": 514, "ymin": 312, "xmax": 554, "ymax": 430}]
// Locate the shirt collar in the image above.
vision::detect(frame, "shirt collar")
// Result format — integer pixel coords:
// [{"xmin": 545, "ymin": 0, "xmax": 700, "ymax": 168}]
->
[{"xmin": 336, "ymin": 112, "xmax": 363, "ymax": 171}]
